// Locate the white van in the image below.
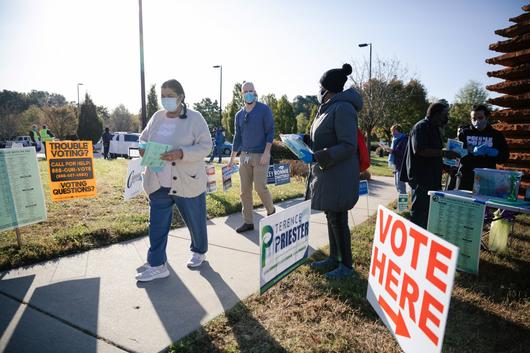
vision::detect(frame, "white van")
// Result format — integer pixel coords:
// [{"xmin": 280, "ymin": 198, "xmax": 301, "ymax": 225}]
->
[{"xmin": 109, "ymin": 132, "xmax": 140, "ymax": 158}]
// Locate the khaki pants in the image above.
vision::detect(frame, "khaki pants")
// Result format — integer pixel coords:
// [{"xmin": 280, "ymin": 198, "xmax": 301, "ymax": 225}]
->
[{"xmin": 239, "ymin": 152, "xmax": 274, "ymax": 224}]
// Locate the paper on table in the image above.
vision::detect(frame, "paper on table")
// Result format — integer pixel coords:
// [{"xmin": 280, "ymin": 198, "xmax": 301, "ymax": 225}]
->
[
  {"xmin": 279, "ymin": 134, "xmax": 313, "ymax": 159},
  {"xmin": 140, "ymin": 142, "xmax": 172, "ymax": 167}
]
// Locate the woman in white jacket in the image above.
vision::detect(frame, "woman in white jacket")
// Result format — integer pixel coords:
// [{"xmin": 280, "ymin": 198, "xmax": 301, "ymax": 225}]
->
[{"xmin": 136, "ymin": 79, "xmax": 212, "ymax": 282}]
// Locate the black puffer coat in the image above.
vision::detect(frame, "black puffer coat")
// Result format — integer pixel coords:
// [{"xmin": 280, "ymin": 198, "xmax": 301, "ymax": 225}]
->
[{"xmin": 307, "ymin": 88, "xmax": 363, "ymax": 211}]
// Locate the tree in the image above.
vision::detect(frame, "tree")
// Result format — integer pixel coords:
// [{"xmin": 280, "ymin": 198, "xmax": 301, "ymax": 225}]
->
[
  {"xmin": 261, "ymin": 93, "xmax": 279, "ymax": 121},
  {"xmin": 77, "ymin": 93, "xmax": 103, "ymax": 143},
  {"xmin": 110, "ymin": 104, "xmax": 136, "ymax": 132},
  {"xmin": 448, "ymin": 80, "xmax": 489, "ymax": 137},
  {"xmin": 296, "ymin": 113, "xmax": 309, "ymax": 133},
  {"xmin": 42, "ymin": 106, "xmax": 78, "ymax": 139},
  {"xmin": 147, "ymin": 84, "xmax": 159, "ymax": 121},
  {"xmin": 350, "ymin": 57, "xmax": 414, "ymax": 149},
  {"xmin": 97, "ymin": 106, "xmax": 111, "ymax": 128},
  {"xmin": 221, "ymin": 83, "xmax": 243, "ymax": 140},
  {"xmin": 306, "ymin": 105, "xmax": 319, "ymax": 134},
  {"xmin": 292, "ymin": 95, "xmax": 318, "ymax": 118},
  {"xmin": 276, "ymin": 95, "xmax": 296, "ymax": 136},
  {"xmin": 193, "ymin": 98, "xmax": 220, "ymax": 128}
]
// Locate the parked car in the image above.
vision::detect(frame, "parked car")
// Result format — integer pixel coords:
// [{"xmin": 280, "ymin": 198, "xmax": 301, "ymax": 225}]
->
[
  {"xmin": 208, "ymin": 141, "xmax": 233, "ymax": 157},
  {"xmin": 109, "ymin": 132, "xmax": 140, "ymax": 158},
  {"xmin": 14, "ymin": 136, "xmax": 32, "ymax": 147}
]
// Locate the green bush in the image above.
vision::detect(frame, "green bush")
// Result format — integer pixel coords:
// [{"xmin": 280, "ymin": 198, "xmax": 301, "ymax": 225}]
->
[{"xmin": 271, "ymin": 140, "xmax": 297, "ymax": 162}]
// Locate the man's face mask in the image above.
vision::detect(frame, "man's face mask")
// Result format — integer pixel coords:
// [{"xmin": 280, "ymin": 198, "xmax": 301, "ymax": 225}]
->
[
  {"xmin": 472, "ymin": 118, "xmax": 488, "ymax": 131},
  {"xmin": 243, "ymin": 92, "xmax": 256, "ymax": 104}
]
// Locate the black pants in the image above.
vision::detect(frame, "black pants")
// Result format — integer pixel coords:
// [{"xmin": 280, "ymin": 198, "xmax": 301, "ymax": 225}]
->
[
  {"xmin": 103, "ymin": 143, "xmax": 110, "ymax": 159},
  {"xmin": 410, "ymin": 183, "xmax": 436, "ymax": 229},
  {"xmin": 325, "ymin": 210, "xmax": 352, "ymax": 268}
]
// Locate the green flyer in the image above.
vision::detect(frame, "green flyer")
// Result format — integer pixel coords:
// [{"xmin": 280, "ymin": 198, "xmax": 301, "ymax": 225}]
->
[
  {"xmin": 0, "ymin": 148, "xmax": 47, "ymax": 232},
  {"xmin": 427, "ymin": 192, "xmax": 485, "ymax": 274},
  {"xmin": 140, "ymin": 142, "xmax": 172, "ymax": 167}
]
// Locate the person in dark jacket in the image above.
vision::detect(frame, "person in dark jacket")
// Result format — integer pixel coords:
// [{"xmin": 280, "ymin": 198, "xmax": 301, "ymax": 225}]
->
[
  {"xmin": 208, "ymin": 127, "xmax": 225, "ymax": 163},
  {"xmin": 300, "ymin": 63, "xmax": 362, "ymax": 279},
  {"xmin": 102, "ymin": 127, "xmax": 113, "ymax": 159},
  {"xmin": 381, "ymin": 124, "xmax": 408, "ymax": 194},
  {"xmin": 457, "ymin": 104, "xmax": 509, "ymax": 190},
  {"xmin": 400, "ymin": 103, "xmax": 460, "ymax": 228}
]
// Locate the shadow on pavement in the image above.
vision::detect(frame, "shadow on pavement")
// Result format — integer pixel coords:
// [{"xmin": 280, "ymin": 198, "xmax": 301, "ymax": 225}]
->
[{"xmin": 1, "ymin": 276, "xmax": 101, "ymax": 353}]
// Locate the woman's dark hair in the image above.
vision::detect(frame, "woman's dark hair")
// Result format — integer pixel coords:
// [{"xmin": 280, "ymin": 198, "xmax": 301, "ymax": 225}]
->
[
  {"xmin": 161, "ymin": 79, "xmax": 185, "ymax": 96},
  {"xmin": 161, "ymin": 79, "xmax": 187, "ymax": 117},
  {"xmin": 472, "ymin": 104, "xmax": 490, "ymax": 117}
]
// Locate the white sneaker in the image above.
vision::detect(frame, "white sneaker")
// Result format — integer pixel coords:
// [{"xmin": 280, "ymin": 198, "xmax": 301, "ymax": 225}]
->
[
  {"xmin": 137, "ymin": 262, "xmax": 151, "ymax": 272},
  {"xmin": 186, "ymin": 253, "xmax": 206, "ymax": 268},
  {"xmin": 135, "ymin": 263, "xmax": 169, "ymax": 282}
]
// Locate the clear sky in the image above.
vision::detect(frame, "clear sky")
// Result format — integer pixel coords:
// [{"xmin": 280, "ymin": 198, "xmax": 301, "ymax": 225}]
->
[{"xmin": 0, "ymin": 0, "xmax": 524, "ymax": 113}]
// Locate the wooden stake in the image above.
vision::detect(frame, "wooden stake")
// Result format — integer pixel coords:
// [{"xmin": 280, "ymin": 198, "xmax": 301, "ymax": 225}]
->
[{"xmin": 14, "ymin": 227, "xmax": 23, "ymax": 248}]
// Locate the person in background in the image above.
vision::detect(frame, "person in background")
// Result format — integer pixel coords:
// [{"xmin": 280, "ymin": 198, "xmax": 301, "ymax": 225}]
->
[
  {"xmin": 101, "ymin": 127, "xmax": 113, "ymax": 159},
  {"xmin": 457, "ymin": 104, "xmax": 509, "ymax": 190},
  {"xmin": 227, "ymin": 82, "xmax": 276, "ymax": 233},
  {"xmin": 381, "ymin": 124, "xmax": 408, "ymax": 194},
  {"xmin": 39, "ymin": 125, "xmax": 55, "ymax": 159},
  {"xmin": 208, "ymin": 126, "xmax": 225, "ymax": 163},
  {"xmin": 400, "ymin": 103, "xmax": 460, "ymax": 228},
  {"xmin": 301, "ymin": 63, "xmax": 363, "ymax": 279},
  {"xmin": 136, "ymin": 79, "xmax": 212, "ymax": 282},
  {"xmin": 29, "ymin": 124, "xmax": 41, "ymax": 151}
]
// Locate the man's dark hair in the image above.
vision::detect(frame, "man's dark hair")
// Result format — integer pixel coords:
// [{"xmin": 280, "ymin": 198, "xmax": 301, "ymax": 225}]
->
[
  {"xmin": 105, "ymin": 127, "xmax": 110, "ymax": 132},
  {"xmin": 472, "ymin": 104, "xmax": 490, "ymax": 117},
  {"xmin": 426, "ymin": 102, "xmax": 447, "ymax": 118}
]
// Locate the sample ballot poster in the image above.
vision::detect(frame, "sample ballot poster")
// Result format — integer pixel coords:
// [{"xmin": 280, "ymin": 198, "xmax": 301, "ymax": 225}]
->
[
  {"xmin": 427, "ymin": 192, "xmax": 485, "ymax": 274},
  {"xmin": 0, "ymin": 147, "xmax": 47, "ymax": 231},
  {"xmin": 47, "ymin": 141, "xmax": 97, "ymax": 201}
]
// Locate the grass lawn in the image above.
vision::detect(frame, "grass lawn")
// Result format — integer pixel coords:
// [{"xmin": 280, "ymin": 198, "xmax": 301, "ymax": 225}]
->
[
  {"xmin": 0, "ymin": 158, "xmax": 306, "ymax": 270},
  {"xmin": 369, "ymin": 152, "xmax": 393, "ymax": 177},
  {"xmin": 170, "ymin": 212, "xmax": 530, "ymax": 353}
]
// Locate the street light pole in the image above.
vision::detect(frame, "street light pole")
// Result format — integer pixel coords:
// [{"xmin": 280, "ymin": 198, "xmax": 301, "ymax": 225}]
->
[
  {"xmin": 358, "ymin": 42, "xmax": 373, "ymax": 159},
  {"xmin": 213, "ymin": 65, "xmax": 222, "ymax": 127},
  {"xmin": 358, "ymin": 43, "xmax": 372, "ymax": 83},
  {"xmin": 77, "ymin": 83, "xmax": 84, "ymax": 111},
  {"xmin": 138, "ymin": 0, "xmax": 147, "ymax": 129}
]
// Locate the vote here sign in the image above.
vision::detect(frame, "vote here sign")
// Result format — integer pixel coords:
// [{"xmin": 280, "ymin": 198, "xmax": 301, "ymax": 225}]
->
[{"xmin": 367, "ymin": 206, "xmax": 458, "ymax": 353}]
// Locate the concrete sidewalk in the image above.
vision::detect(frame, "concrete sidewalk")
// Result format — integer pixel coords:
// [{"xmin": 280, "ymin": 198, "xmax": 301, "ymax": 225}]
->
[{"xmin": 0, "ymin": 175, "xmax": 398, "ymax": 353}]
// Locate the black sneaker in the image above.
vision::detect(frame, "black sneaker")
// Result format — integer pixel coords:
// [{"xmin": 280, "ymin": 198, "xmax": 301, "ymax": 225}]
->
[{"xmin": 236, "ymin": 223, "xmax": 254, "ymax": 233}]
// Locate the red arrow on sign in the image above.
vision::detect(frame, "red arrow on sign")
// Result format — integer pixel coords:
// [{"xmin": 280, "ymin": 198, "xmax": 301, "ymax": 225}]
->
[{"xmin": 378, "ymin": 295, "xmax": 411, "ymax": 338}]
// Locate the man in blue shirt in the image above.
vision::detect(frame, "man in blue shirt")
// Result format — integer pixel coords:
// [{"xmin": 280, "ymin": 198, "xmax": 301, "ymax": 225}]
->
[{"xmin": 227, "ymin": 82, "xmax": 276, "ymax": 232}]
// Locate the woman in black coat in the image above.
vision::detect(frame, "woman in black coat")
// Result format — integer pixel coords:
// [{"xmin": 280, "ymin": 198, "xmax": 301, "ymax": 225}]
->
[{"xmin": 300, "ymin": 63, "xmax": 363, "ymax": 279}]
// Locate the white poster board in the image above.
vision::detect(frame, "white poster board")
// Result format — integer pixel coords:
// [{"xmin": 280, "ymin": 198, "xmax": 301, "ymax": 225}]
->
[
  {"xmin": 124, "ymin": 158, "xmax": 143, "ymax": 200},
  {"xmin": 260, "ymin": 200, "xmax": 311, "ymax": 294},
  {"xmin": 367, "ymin": 206, "xmax": 459, "ymax": 353}
]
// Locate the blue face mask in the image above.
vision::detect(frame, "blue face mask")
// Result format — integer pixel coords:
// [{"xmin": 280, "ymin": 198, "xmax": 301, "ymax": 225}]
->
[
  {"xmin": 243, "ymin": 92, "xmax": 256, "ymax": 104},
  {"xmin": 161, "ymin": 97, "xmax": 179, "ymax": 112}
]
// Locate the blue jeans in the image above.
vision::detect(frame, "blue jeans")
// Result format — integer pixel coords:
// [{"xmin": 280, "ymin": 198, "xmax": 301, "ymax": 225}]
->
[
  {"xmin": 394, "ymin": 170, "xmax": 407, "ymax": 194},
  {"xmin": 208, "ymin": 144, "xmax": 222, "ymax": 163},
  {"xmin": 147, "ymin": 188, "xmax": 208, "ymax": 266}
]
